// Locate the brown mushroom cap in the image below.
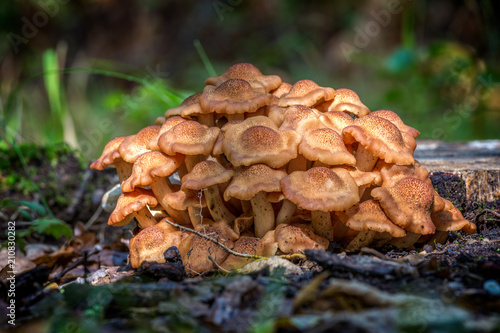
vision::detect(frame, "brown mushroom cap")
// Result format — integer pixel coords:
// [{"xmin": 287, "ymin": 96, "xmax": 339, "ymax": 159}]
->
[
  {"xmin": 278, "ymin": 80, "xmax": 335, "ymax": 107},
  {"xmin": 379, "ymin": 161, "xmax": 430, "ymax": 187},
  {"xmin": 318, "ymin": 88, "xmax": 370, "ymax": 116},
  {"xmin": 158, "ymin": 120, "xmax": 220, "ymax": 156},
  {"xmin": 181, "ymin": 160, "xmax": 234, "ymax": 190},
  {"xmin": 370, "ymin": 110, "xmax": 420, "ymax": 138},
  {"xmin": 275, "ymin": 223, "xmax": 329, "ymax": 253},
  {"xmin": 222, "ymin": 116, "xmax": 301, "ymax": 168},
  {"xmin": 280, "ymin": 167, "xmax": 359, "ymax": 212},
  {"xmin": 278, "ymin": 105, "xmax": 322, "ymax": 133},
  {"xmin": 119, "ymin": 125, "xmax": 161, "ymax": 163},
  {"xmin": 318, "ymin": 111, "xmax": 355, "ymax": 134},
  {"xmin": 371, "ymin": 177, "xmax": 436, "ymax": 235},
  {"xmin": 299, "ymin": 128, "xmax": 356, "ymax": 166},
  {"xmin": 223, "ymin": 164, "xmax": 287, "ymax": 201},
  {"xmin": 431, "ymin": 199, "xmax": 476, "ymax": 234},
  {"xmin": 148, "ymin": 116, "xmax": 187, "ymax": 151},
  {"xmin": 342, "ymin": 114, "xmax": 415, "ymax": 166},
  {"xmin": 204, "ymin": 63, "xmax": 282, "ymax": 93},
  {"xmin": 108, "ymin": 188, "xmax": 158, "ymax": 227},
  {"xmin": 220, "ymin": 231, "xmax": 278, "ymax": 270},
  {"xmin": 90, "ymin": 136, "xmax": 127, "ymax": 170},
  {"xmin": 128, "ymin": 218, "xmax": 182, "ymax": 268},
  {"xmin": 178, "ymin": 219, "xmax": 239, "ymax": 274},
  {"xmin": 164, "ymin": 92, "xmax": 203, "ymax": 119},
  {"xmin": 271, "ymin": 82, "xmax": 292, "ymax": 97},
  {"xmin": 122, "ymin": 152, "xmax": 184, "ymax": 192},
  {"xmin": 164, "ymin": 189, "xmax": 206, "ymax": 211},
  {"xmin": 200, "ymin": 79, "xmax": 271, "ymax": 115},
  {"xmin": 337, "ymin": 200, "xmax": 406, "ymax": 237}
]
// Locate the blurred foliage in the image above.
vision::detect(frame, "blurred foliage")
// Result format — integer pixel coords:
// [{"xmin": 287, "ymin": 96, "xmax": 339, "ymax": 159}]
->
[{"xmin": 0, "ymin": 0, "xmax": 499, "ymax": 163}]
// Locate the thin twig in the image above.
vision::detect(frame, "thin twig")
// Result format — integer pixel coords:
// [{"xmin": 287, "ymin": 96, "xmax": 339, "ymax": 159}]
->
[
  {"xmin": 65, "ymin": 169, "xmax": 93, "ymax": 219},
  {"xmin": 165, "ymin": 220, "xmax": 262, "ymax": 259},
  {"xmin": 208, "ymin": 255, "xmax": 230, "ymax": 273},
  {"xmin": 475, "ymin": 209, "xmax": 500, "ymax": 221}
]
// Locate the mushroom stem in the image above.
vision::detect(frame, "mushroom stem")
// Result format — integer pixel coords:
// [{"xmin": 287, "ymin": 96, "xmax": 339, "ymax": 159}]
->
[
  {"xmin": 287, "ymin": 154, "xmax": 307, "ymax": 173},
  {"xmin": 197, "ymin": 113, "xmax": 215, "ymax": 127},
  {"xmin": 226, "ymin": 113, "xmax": 245, "ymax": 121},
  {"xmin": 311, "ymin": 210, "xmax": 333, "ymax": 241},
  {"xmin": 250, "ymin": 191, "xmax": 275, "ymax": 238},
  {"xmin": 276, "ymin": 199, "xmax": 296, "ymax": 225},
  {"xmin": 135, "ymin": 207, "xmax": 157, "ymax": 229},
  {"xmin": 312, "ymin": 160, "xmax": 328, "ymax": 168},
  {"xmin": 389, "ymin": 232, "xmax": 420, "ymax": 249},
  {"xmin": 427, "ymin": 231, "xmax": 449, "ymax": 247},
  {"xmin": 205, "ymin": 185, "xmax": 236, "ymax": 223},
  {"xmin": 345, "ymin": 230, "xmax": 376, "ymax": 251},
  {"xmin": 151, "ymin": 178, "xmax": 190, "ymax": 225},
  {"xmin": 355, "ymin": 145, "xmax": 378, "ymax": 172},
  {"xmin": 115, "ymin": 158, "xmax": 133, "ymax": 183},
  {"xmin": 188, "ymin": 206, "xmax": 203, "ymax": 228},
  {"xmin": 177, "ymin": 163, "xmax": 188, "ymax": 179},
  {"xmin": 185, "ymin": 155, "xmax": 201, "ymax": 172},
  {"xmin": 241, "ymin": 200, "xmax": 252, "ymax": 214}
]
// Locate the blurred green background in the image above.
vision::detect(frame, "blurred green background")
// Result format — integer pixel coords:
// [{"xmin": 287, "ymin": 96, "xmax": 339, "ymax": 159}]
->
[{"xmin": 1, "ymin": 0, "xmax": 499, "ymax": 162}]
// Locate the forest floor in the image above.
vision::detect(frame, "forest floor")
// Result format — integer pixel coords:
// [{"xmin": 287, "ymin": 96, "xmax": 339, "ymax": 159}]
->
[{"xmin": 1, "ymin": 143, "xmax": 499, "ymax": 333}]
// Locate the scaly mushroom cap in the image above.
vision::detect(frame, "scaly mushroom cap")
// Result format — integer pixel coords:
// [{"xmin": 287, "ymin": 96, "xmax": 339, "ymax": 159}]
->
[
  {"xmin": 318, "ymin": 111, "xmax": 355, "ymax": 134},
  {"xmin": 222, "ymin": 116, "xmax": 301, "ymax": 168},
  {"xmin": 299, "ymin": 128, "xmax": 356, "ymax": 166},
  {"xmin": 431, "ymin": 199, "xmax": 476, "ymax": 234},
  {"xmin": 181, "ymin": 160, "xmax": 234, "ymax": 190},
  {"xmin": 345, "ymin": 168, "xmax": 382, "ymax": 187},
  {"xmin": 370, "ymin": 110, "xmax": 420, "ymax": 138},
  {"xmin": 121, "ymin": 152, "xmax": 184, "ymax": 192},
  {"xmin": 220, "ymin": 231, "xmax": 278, "ymax": 270},
  {"xmin": 343, "ymin": 114, "xmax": 415, "ymax": 166},
  {"xmin": 318, "ymin": 88, "xmax": 370, "ymax": 116},
  {"xmin": 158, "ymin": 120, "xmax": 220, "ymax": 156},
  {"xmin": 278, "ymin": 105, "xmax": 324, "ymax": 134},
  {"xmin": 224, "ymin": 164, "xmax": 287, "ymax": 201},
  {"xmin": 178, "ymin": 219, "xmax": 239, "ymax": 274},
  {"xmin": 371, "ymin": 177, "xmax": 436, "ymax": 235},
  {"xmin": 204, "ymin": 63, "xmax": 282, "ymax": 93},
  {"xmin": 164, "ymin": 189, "xmax": 206, "ymax": 211},
  {"xmin": 148, "ymin": 116, "xmax": 187, "ymax": 151},
  {"xmin": 200, "ymin": 79, "xmax": 271, "ymax": 114},
  {"xmin": 280, "ymin": 167, "xmax": 359, "ymax": 212},
  {"xmin": 119, "ymin": 125, "xmax": 161, "ymax": 163},
  {"xmin": 164, "ymin": 92, "xmax": 203, "ymax": 119},
  {"xmin": 275, "ymin": 223, "xmax": 329, "ymax": 253},
  {"xmin": 90, "ymin": 136, "xmax": 127, "ymax": 170},
  {"xmin": 128, "ymin": 218, "xmax": 182, "ymax": 268},
  {"xmin": 278, "ymin": 80, "xmax": 335, "ymax": 107},
  {"xmin": 108, "ymin": 188, "xmax": 158, "ymax": 226},
  {"xmin": 337, "ymin": 200, "xmax": 406, "ymax": 237},
  {"xmin": 271, "ymin": 82, "xmax": 292, "ymax": 97}
]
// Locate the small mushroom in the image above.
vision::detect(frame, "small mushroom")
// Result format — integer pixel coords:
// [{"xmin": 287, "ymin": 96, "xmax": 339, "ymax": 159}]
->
[
  {"xmin": 90, "ymin": 136, "xmax": 132, "ymax": 183},
  {"xmin": 428, "ymin": 198, "xmax": 476, "ymax": 245},
  {"xmin": 148, "ymin": 116, "xmax": 187, "ymax": 151},
  {"xmin": 280, "ymin": 167, "xmax": 360, "ymax": 240},
  {"xmin": 219, "ymin": 231, "xmax": 278, "ymax": 270},
  {"xmin": 270, "ymin": 82, "xmax": 292, "ymax": 97},
  {"xmin": 317, "ymin": 88, "xmax": 370, "ymax": 117},
  {"xmin": 164, "ymin": 188, "xmax": 207, "ymax": 228},
  {"xmin": 224, "ymin": 164, "xmax": 287, "ymax": 238},
  {"xmin": 108, "ymin": 188, "xmax": 159, "ymax": 229},
  {"xmin": 278, "ymin": 80, "xmax": 335, "ymax": 107},
  {"xmin": 128, "ymin": 218, "xmax": 182, "ymax": 268},
  {"xmin": 275, "ymin": 223, "xmax": 329, "ymax": 253},
  {"xmin": 118, "ymin": 125, "xmax": 160, "ymax": 163},
  {"xmin": 181, "ymin": 160, "xmax": 236, "ymax": 223}
]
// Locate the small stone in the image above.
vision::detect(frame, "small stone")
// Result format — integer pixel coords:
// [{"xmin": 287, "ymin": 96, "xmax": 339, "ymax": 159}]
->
[
  {"xmin": 483, "ymin": 279, "xmax": 500, "ymax": 295},
  {"xmin": 240, "ymin": 256, "xmax": 303, "ymax": 275}
]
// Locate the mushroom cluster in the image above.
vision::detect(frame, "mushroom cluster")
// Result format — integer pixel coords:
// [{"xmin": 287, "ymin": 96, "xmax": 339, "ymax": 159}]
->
[{"xmin": 91, "ymin": 63, "xmax": 476, "ymax": 273}]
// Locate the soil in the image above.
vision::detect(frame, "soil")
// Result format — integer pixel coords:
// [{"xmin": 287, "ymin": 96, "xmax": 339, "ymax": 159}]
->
[{"xmin": 1, "ymin": 145, "xmax": 499, "ymax": 332}]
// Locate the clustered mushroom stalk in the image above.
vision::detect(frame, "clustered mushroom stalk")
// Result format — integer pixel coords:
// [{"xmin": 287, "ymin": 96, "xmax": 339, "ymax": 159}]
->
[{"xmin": 91, "ymin": 63, "xmax": 476, "ymax": 272}]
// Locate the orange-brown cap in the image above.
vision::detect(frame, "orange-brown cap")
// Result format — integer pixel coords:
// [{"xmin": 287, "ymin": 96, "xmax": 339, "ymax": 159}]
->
[
  {"xmin": 204, "ymin": 63, "xmax": 282, "ymax": 93},
  {"xmin": 220, "ymin": 231, "xmax": 278, "ymax": 270},
  {"xmin": 90, "ymin": 136, "xmax": 127, "ymax": 170},
  {"xmin": 370, "ymin": 110, "xmax": 420, "ymax": 138},
  {"xmin": 108, "ymin": 188, "xmax": 158, "ymax": 226},
  {"xmin": 118, "ymin": 126, "xmax": 160, "ymax": 163},
  {"xmin": 298, "ymin": 128, "xmax": 356, "ymax": 166},
  {"xmin": 278, "ymin": 80, "xmax": 335, "ymax": 107},
  {"xmin": 371, "ymin": 177, "xmax": 436, "ymax": 235},
  {"xmin": 200, "ymin": 79, "xmax": 271, "ymax": 114},
  {"xmin": 222, "ymin": 116, "xmax": 301, "ymax": 168},
  {"xmin": 224, "ymin": 164, "xmax": 287, "ymax": 201},
  {"xmin": 337, "ymin": 200, "xmax": 406, "ymax": 237},
  {"xmin": 128, "ymin": 218, "xmax": 182, "ymax": 268},
  {"xmin": 148, "ymin": 116, "xmax": 187, "ymax": 151},
  {"xmin": 318, "ymin": 111, "xmax": 355, "ymax": 134},
  {"xmin": 342, "ymin": 114, "xmax": 414, "ymax": 166},
  {"xmin": 317, "ymin": 88, "xmax": 370, "ymax": 117},
  {"xmin": 280, "ymin": 167, "xmax": 359, "ymax": 212},
  {"xmin": 278, "ymin": 105, "xmax": 323, "ymax": 134},
  {"xmin": 275, "ymin": 223, "xmax": 329, "ymax": 253},
  {"xmin": 121, "ymin": 152, "xmax": 184, "ymax": 192},
  {"xmin": 431, "ymin": 199, "xmax": 476, "ymax": 234},
  {"xmin": 270, "ymin": 82, "xmax": 292, "ymax": 97},
  {"xmin": 164, "ymin": 92, "xmax": 203, "ymax": 119},
  {"xmin": 178, "ymin": 219, "xmax": 239, "ymax": 273},
  {"xmin": 181, "ymin": 160, "xmax": 234, "ymax": 191},
  {"xmin": 158, "ymin": 120, "xmax": 220, "ymax": 156},
  {"xmin": 164, "ymin": 189, "xmax": 206, "ymax": 211}
]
